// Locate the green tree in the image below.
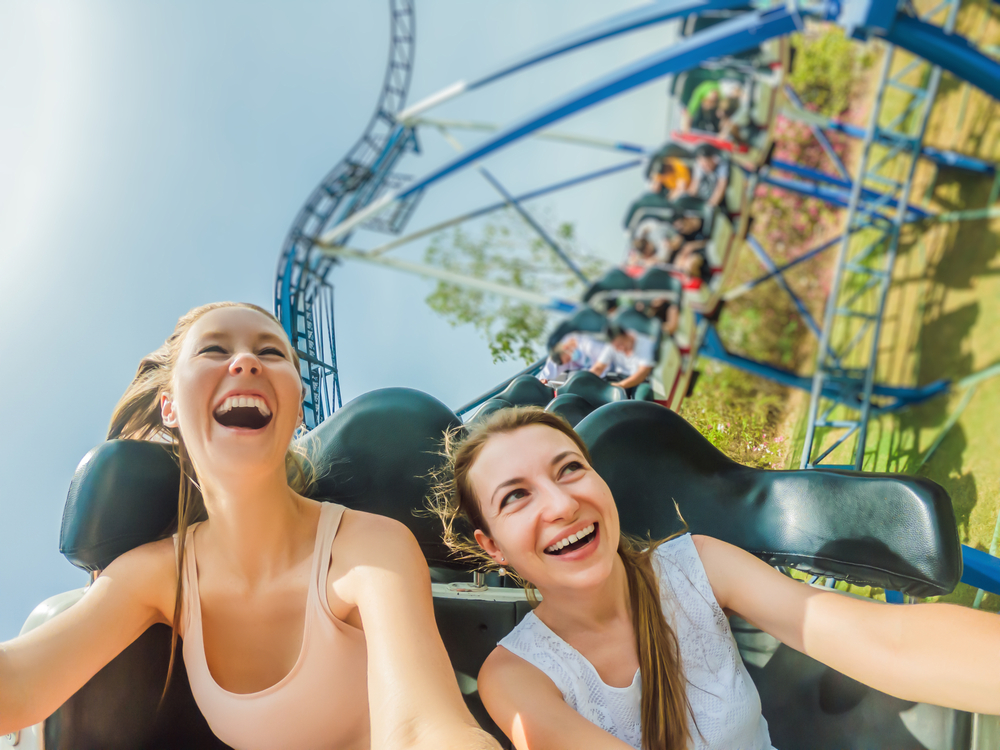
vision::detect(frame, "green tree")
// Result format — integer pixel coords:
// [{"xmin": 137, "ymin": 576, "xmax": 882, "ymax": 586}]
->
[{"xmin": 424, "ymin": 209, "xmax": 607, "ymax": 364}]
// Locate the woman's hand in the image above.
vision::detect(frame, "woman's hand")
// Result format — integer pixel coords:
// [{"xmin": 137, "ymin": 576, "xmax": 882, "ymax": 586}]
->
[
  {"xmin": 333, "ymin": 512, "xmax": 501, "ymax": 750},
  {"xmin": 0, "ymin": 540, "xmax": 175, "ymax": 734},
  {"xmin": 479, "ymin": 646, "xmax": 636, "ymax": 750},
  {"xmin": 694, "ymin": 534, "xmax": 1000, "ymax": 715}
]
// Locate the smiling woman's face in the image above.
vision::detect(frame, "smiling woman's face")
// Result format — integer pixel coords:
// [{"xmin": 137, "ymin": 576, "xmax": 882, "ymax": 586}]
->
[
  {"xmin": 161, "ymin": 306, "xmax": 303, "ymax": 481},
  {"xmin": 469, "ymin": 424, "xmax": 621, "ymax": 594}
]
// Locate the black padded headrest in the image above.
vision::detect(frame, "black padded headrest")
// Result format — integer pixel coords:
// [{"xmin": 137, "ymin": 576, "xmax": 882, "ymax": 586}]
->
[
  {"xmin": 544, "ymin": 393, "xmax": 596, "ymax": 428},
  {"xmin": 467, "ymin": 397, "xmax": 514, "ymax": 424},
  {"xmin": 583, "ymin": 268, "xmax": 636, "ymax": 303},
  {"xmin": 60, "ymin": 388, "xmax": 463, "ymax": 571},
  {"xmin": 545, "ymin": 307, "xmax": 609, "ymax": 352},
  {"xmin": 636, "ymin": 268, "xmax": 682, "ymax": 294},
  {"xmin": 556, "ymin": 371, "xmax": 627, "ymax": 409},
  {"xmin": 610, "ymin": 306, "xmax": 663, "ymax": 341},
  {"xmin": 61, "ymin": 441, "xmax": 180, "ymax": 572},
  {"xmin": 495, "ymin": 375, "xmax": 554, "ymax": 409},
  {"xmin": 575, "ymin": 402, "xmax": 962, "ymax": 597}
]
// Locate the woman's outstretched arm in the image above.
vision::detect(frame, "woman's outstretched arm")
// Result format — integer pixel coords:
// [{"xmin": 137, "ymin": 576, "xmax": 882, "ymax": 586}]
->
[
  {"xmin": 0, "ymin": 539, "xmax": 175, "ymax": 733},
  {"xmin": 479, "ymin": 646, "xmax": 637, "ymax": 750},
  {"xmin": 333, "ymin": 512, "xmax": 501, "ymax": 750},
  {"xmin": 694, "ymin": 534, "xmax": 1000, "ymax": 715}
]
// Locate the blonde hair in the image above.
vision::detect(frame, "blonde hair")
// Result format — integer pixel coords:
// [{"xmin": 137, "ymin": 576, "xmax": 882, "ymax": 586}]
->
[
  {"xmin": 428, "ymin": 407, "xmax": 692, "ymax": 750},
  {"xmin": 107, "ymin": 301, "xmax": 315, "ymax": 698}
]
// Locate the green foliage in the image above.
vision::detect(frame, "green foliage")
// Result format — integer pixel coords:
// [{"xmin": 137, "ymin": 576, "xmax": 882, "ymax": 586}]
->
[
  {"xmin": 679, "ymin": 361, "xmax": 787, "ymax": 468},
  {"xmin": 789, "ymin": 25, "xmax": 873, "ymax": 116},
  {"xmin": 424, "ymin": 209, "xmax": 606, "ymax": 364}
]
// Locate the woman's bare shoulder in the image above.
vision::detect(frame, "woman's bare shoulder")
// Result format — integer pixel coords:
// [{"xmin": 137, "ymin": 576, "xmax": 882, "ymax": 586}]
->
[{"xmin": 99, "ymin": 536, "xmax": 178, "ymax": 622}]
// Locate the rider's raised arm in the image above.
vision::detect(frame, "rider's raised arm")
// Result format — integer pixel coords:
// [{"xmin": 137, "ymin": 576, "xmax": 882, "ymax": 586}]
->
[
  {"xmin": 478, "ymin": 645, "xmax": 636, "ymax": 750},
  {"xmin": 693, "ymin": 534, "xmax": 1000, "ymax": 715},
  {"xmin": 333, "ymin": 512, "xmax": 501, "ymax": 750},
  {"xmin": 0, "ymin": 538, "xmax": 175, "ymax": 734}
]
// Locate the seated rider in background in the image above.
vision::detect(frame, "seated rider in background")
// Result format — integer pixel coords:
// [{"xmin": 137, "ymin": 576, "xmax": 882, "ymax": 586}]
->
[
  {"xmin": 666, "ymin": 210, "xmax": 708, "ymax": 268},
  {"xmin": 688, "ymin": 143, "xmax": 730, "ymax": 210},
  {"xmin": 537, "ymin": 334, "xmax": 613, "ymax": 385},
  {"xmin": 650, "ymin": 156, "xmax": 691, "ymax": 199},
  {"xmin": 590, "ymin": 324, "xmax": 657, "ymax": 396}
]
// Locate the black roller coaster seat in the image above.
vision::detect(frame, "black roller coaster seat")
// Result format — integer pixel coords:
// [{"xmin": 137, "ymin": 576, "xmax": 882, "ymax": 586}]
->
[
  {"xmin": 556, "ymin": 370, "xmax": 628, "ymax": 410},
  {"xmin": 575, "ymin": 401, "xmax": 961, "ymax": 596},
  {"xmin": 545, "ymin": 307, "xmax": 609, "ymax": 351},
  {"xmin": 583, "ymin": 267, "xmax": 636, "ymax": 303},
  {"xmin": 645, "ymin": 141, "xmax": 695, "ymax": 179},
  {"xmin": 495, "ymin": 374, "xmax": 555, "ymax": 409},
  {"xmin": 623, "ymin": 191, "xmax": 677, "ymax": 231},
  {"xmin": 636, "ymin": 267, "xmax": 682, "ymax": 295},
  {"xmin": 610, "ymin": 306, "xmax": 663, "ymax": 343},
  {"xmin": 544, "ymin": 393, "xmax": 598, "ymax": 428},
  {"xmin": 466, "ymin": 397, "xmax": 514, "ymax": 424}
]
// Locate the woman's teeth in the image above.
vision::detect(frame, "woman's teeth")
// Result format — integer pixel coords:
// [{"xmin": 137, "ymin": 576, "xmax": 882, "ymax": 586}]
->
[
  {"xmin": 214, "ymin": 395, "xmax": 271, "ymax": 417},
  {"xmin": 545, "ymin": 523, "xmax": 596, "ymax": 554}
]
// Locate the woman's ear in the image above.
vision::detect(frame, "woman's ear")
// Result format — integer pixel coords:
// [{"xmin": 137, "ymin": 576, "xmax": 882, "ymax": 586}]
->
[
  {"xmin": 161, "ymin": 393, "xmax": 179, "ymax": 428},
  {"xmin": 473, "ymin": 529, "xmax": 504, "ymax": 565}
]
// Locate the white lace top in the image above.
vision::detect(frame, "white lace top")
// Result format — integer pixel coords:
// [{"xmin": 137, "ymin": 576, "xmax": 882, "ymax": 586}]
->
[{"xmin": 498, "ymin": 534, "xmax": 775, "ymax": 749}]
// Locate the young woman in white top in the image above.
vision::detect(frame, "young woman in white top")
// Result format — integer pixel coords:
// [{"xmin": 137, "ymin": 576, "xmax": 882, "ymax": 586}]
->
[
  {"xmin": 0, "ymin": 301, "xmax": 500, "ymax": 750},
  {"xmin": 430, "ymin": 406, "xmax": 1000, "ymax": 750}
]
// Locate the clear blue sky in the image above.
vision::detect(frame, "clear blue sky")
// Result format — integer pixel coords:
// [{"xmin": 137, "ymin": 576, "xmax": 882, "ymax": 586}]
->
[{"xmin": 0, "ymin": 0, "xmax": 677, "ymax": 638}]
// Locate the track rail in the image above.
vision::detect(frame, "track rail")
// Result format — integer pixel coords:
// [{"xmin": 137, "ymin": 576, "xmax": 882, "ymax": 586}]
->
[{"xmin": 274, "ymin": 0, "xmax": 416, "ymax": 428}]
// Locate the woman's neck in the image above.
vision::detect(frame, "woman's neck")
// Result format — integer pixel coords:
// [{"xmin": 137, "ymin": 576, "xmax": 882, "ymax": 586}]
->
[
  {"xmin": 197, "ymin": 466, "xmax": 320, "ymax": 584},
  {"xmin": 533, "ymin": 553, "xmax": 632, "ymax": 637}
]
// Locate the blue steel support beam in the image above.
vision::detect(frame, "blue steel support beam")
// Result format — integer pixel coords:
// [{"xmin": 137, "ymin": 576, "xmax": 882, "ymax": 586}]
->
[
  {"xmin": 961, "ymin": 544, "xmax": 1000, "ymax": 597},
  {"xmin": 765, "ymin": 160, "xmax": 933, "ymax": 219},
  {"xmin": 699, "ymin": 325, "xmax": 949, "ymax": 408},
  {"xmin": 745, "ymin": 235, "xmax": 823, "ymax": 338},
  {"xmin": 882, "ymin": 17, "xmax": 1000, "ymax": 102},
  {"xmin": 477, "ymin": 167, "xmax": 590, "ymax": 283},
  {"xmin": 397, "ymin": 0, "xmax": 758, "ymax": 122},
  {"xmin": 782, "ymin": 94, "xmax": 995, "ymax": 174},
  {"xmin": 400, "ymin": 9, "xmax": 799, "ymax": 199},
  {"xmin": 782, "ymin": 85, "xmax": 851, "ymax": 180},
  {"xmin": 322, "ymin": 8, "xmax": 800, "ymax": 245}
]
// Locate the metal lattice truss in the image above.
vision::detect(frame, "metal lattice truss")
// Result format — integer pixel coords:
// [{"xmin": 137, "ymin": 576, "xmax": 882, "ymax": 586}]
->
[{"xmin": 799, "ymin": 0, "xmax": 962, "ymax": 470}]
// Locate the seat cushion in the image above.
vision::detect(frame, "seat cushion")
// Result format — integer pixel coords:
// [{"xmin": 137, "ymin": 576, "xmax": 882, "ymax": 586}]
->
[
  {"xmin": 495, "ymin": 375, "xmax": 555, "ymax": 409},
  {"xmin": 544, "ymin": 393, "xmax": 597, "ymax": 427},
  {"xmin": 556, "ymin": 371, "xmax": 627, "ymax": 409}
]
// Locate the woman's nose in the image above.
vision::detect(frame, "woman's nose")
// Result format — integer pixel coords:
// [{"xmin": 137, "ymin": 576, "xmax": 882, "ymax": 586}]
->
[
  {"xmin": 540, "ymin": 484, "xmax": 580, "ymax": 521},
  {"xmin": 229, "ymin": 352, "xmax": 261, "ymax": 376}
]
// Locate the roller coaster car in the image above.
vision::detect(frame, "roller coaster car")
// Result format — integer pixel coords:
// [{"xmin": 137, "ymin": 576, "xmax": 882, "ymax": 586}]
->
[{"xmin": 11, "ymin": 389, "xmax": 972, "ymax": 750}]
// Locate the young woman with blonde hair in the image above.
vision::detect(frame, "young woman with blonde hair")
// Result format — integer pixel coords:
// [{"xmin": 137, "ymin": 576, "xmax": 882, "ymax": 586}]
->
[
  {"xmin": 0, "ymin": 301, "xmax": 500, "ymax": 750},
  {"xmin": 431, "ymin": 406, "xmax": 1000, "ymax": 750}
]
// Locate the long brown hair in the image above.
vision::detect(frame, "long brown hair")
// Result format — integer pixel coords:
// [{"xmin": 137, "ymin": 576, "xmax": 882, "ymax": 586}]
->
[
  {"xmin": 107, "ymin": 301, "xmax": 315, "ymax": 698},
  {"xmin": 428, "ymin": 407, "xmax": 692, "ymax": 750}
]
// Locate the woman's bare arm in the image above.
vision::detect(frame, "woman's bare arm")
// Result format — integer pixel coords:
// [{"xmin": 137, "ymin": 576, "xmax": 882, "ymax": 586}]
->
[
  {"xmin": 0, "ymin": 539, "xmax": 175, "ymax": 733},
  {"xmin": 334, "ymin": 513, "xmax": 500, "ymax": 750},
  {"xmin": 479, "ymin": 646, "xmax": 636, "ymax": 750},
  {"xmin": 693, "ymin": 534, "xmax": 1000, "ymax": 714}
]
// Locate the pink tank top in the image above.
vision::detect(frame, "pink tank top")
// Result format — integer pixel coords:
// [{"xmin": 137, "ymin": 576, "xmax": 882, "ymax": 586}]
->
[{"xmin": 179, "ymin": 502, "xmax": 370, "ymax": 750}]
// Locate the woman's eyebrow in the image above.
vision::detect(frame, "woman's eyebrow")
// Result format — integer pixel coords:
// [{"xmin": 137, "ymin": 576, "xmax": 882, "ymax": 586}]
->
[
  {"xmin": 491, "ymin": 476, "xmax": 526, "ymax": 507},
  {"xmin": 551, "ymin": 450, "xmax": 581, "ymax": 465}
]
